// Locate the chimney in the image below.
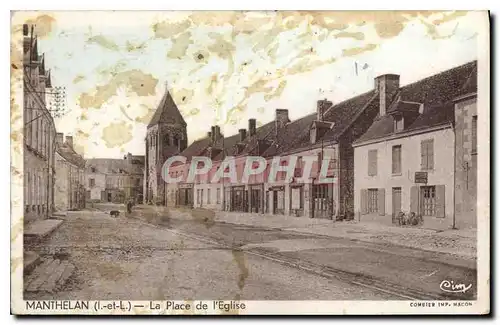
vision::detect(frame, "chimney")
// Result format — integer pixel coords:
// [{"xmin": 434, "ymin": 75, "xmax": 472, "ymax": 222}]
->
[
  {"xmin": 214, "ymin": 125, "xmax": 221, "ymax": 140},
  {"xmin": 374, "ymin": 74, "xmax": 400, "ymax": 116},
  {"xmin": 317, "ymin": 99, "xmax": 332, "ymax": 121},
  {"xmin": 275, "ymin": 109, "xmax": 289, "ymax": 128},
  {"xmin": 248, "ymin": 119, "xmax": 256, "ymax": 136},
  {"xmin": 65, "ymin": 136, "xmax": 73, "ymax": 149},
  {"xmin": 127, "ymin": 153, "xmax": 132, "ymax": 162},
  {"xmin": 238, "ymin": 129, "xmax": 247, "ymax": 142},
  {"xmin": 56, "ymin": 133, "xmax": 64, "ymax": 147},
  {"xmin": 211, "ymin": 126, "xmax": 216, "ymax": 142},
  {"xmin": 207, "ymin": 131, "xmax": 212, "ymax": 139}
]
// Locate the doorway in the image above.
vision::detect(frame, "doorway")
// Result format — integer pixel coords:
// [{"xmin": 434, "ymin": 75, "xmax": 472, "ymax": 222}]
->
[
  {"xmin": 392, "ymin": 187, "xmax": 401, "ymax": 223},
  {"xmin": 271, "ymin": 188, "xmax": 285, "ymax": 215},
  {"xmin": 107, "ymin": 193, "xmax": 112, "ymax": 202},
  {"xmin": 312, "ymin": 184, "xmax": 332, "ymax": 218}
]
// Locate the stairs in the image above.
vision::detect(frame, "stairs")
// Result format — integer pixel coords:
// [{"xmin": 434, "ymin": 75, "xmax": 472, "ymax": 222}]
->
[{"xmin": 24, "ymin": 256, "xmax": 75, "ymax": 293}]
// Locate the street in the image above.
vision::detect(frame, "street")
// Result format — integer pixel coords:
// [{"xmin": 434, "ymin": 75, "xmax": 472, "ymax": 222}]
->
[{"xmin": 24, "ymin": 205, "xmax": 476, "ymax": 301}]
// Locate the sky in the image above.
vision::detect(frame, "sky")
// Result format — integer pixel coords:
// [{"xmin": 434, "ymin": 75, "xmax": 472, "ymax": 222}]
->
[{"xmin": 11, "ymin": 11, "xmax": 484, "ymax": 158}]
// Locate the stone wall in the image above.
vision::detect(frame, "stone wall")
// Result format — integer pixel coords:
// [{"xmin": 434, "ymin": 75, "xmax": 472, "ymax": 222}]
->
[{"xmin": 454, "ymin": 96, "xmax": 478, "ymax": 229}]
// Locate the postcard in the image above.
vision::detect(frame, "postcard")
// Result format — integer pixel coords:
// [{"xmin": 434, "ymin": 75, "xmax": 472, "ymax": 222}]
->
[{"xmin": 10, "ymin": 10, "xmax": 490, "ymax": 315}]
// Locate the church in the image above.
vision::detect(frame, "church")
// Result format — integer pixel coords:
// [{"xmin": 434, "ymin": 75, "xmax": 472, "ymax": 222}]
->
[{"xmin": 144, "ymin": 83, "xmax": 187, "ymax": 205}]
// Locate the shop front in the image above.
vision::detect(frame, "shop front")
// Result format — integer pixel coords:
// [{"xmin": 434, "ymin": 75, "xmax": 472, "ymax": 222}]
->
[
  {"xmin": 269, "ymin": 186, "xmax": 285, "ymax": 215},
  {"xmin": 249, "ymin": 184, "xmax": 264, "ymax": 213},
  {"xmin": 231, "ymin": 185, "xmax": 247, "ymax": 212},
  {"xmin": 177, "ymin": 183, "xmax": 193, "ymax": 207},
  {"xmin": 312, "ymin": 183, "xmax": 333, "ymax": 219},
  {"xmin": 290, "ymin": 184, "xmax": 304, "ymax": 217}
]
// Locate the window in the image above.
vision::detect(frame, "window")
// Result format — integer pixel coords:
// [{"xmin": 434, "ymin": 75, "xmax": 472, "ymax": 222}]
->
[
  {"xmin": 164, "ymin": 134, "xmax": 170, "ymax": 146},
  {"xmin": 217, "ymin": 188, "xmax": 221, "ymax": 204},
  {"xmin": 368, "ymin": 149, "xmax": 377, "ymax": 176},
  {"xmin": 368, "ymin": 189, "xmax": 378, "ymax": 213},
  {"xmin": 421, "ymin": 186, "xmax": 436, "ymax": 216},
  {"xmin": 421, "ymin": 139, "xmax": 434, "ymax": 170},
  {"xmin": 392, "ymin": 145, "xmax": 402, "ymax": 174},
  {"xmin": 395, "ymin": 117, "xmax": 404, "ymax": 131},
  {"xmin": 294, "ymin": 157, "xmax": 302, "ymax": 177},
  {"xmin": 89, "ymin": 178, "xmax": 95, "ymax": 187},
  {"xmin": 472, "ymin": 115, "xmax": 477, "ymax": 154},
  {"xmin": 207, "ymin": 189, "xmax": 211, "ymax": 204}
]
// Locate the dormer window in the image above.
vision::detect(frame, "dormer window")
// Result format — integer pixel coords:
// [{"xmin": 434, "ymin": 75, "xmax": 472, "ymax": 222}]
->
[
  {"xmin": 310, "ymin": 126, "xmax": 317, "ymax": 144},
  {"xmin": 235, "ymin": 143, "xmax": 245, "ymax": 154},
  {"xmin": 395, "ymin": 116, "xmax": 404, "ymax": 132},
  {"xmin": 310, "ymin": 121, "xmax": 333, "ymax": 144}
]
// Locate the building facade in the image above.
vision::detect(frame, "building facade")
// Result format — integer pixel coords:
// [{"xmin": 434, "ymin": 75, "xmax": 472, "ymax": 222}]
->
[
  {"xmin": 453, "ymin": 68, "xmax": 478, "ymax": 229},
  {"xmin": 23, "ymin": 24, "xmax": 57, "ymax": 223},
  {"xmin": 54, "ymin": 133, "xmax": 86, "ymax": 211},
  {"xmin": 85, "ymin": 154, "xmax": 144, "ymax": 204},
  {"xmin": 163, "ymin": 93, "xmax": 377, "ymax": 220},
  {"xmin": 157, "ymin": 61, "xmax": 478, "ymax": 228},
  {"xmin": 353, "ymin": 61, "xmax": 477, "ymax": 230},
  {"xmin": 144, "ymin": 83, "xmax": 187, "ymax": 205}
]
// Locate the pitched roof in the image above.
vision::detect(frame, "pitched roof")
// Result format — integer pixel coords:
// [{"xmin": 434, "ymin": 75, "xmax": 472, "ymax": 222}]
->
[
  {"xmin": 262, "ymin": 89, "xmax": 377, "ymax": 156},
  {"xmin": 86, "ymin": 158, "xmax": 144, "ymax": 175},
  {"xmin": 261, "ymin": 113, "xmax": 316, "ymax": 157},
  {"xmin": 148, "ymin": 87, "xmax": 186, "ymax": 128},
  {"xmin": 177, "ymin": 120, "xmax": 276, "ymax": 162},
  {"xmin": 57, "ymin": 144, "xmax": 86, "ymax": 168},
  {"xmin": 178, "ymin": 137, "xmax": 211, "ymax": 161},
  {"xmin": 355, "ymin": 60, "xmax": 477, "ymax": 145}
]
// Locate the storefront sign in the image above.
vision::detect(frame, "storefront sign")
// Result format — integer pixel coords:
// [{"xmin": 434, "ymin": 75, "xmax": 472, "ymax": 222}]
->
[{"xmin": 415, "ymin": 172, "xmax": 428, "ymax": 184}]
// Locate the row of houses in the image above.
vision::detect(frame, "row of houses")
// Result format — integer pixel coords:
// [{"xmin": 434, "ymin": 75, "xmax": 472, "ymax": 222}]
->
[
  {"xmin": 23, "ymin": 24, "xmax": 89, "ymax": 223},
  {"xmin": 85, "ymin": 154, "xmax": 145, "ymax": 204},
  {"xmin": 54, "ymin": 134, "xmax": 86, "ymax": 211},
  {"xmin": 146, "ymin": 60, "xmax": 478, "ymax": 230},
  {"xmin": 23, "ymin": 24, "xmax": 57, "ymax": 223}
]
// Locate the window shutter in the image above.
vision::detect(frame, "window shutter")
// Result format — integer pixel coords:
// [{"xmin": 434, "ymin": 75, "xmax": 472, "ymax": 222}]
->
[
  {"xmin": 420, "ymin": 141, "xmax": 426, "ymax": 169},
  {"xmin": 391, "ymin": 147, "xmax": 396, "ymax": 174},
  {"xmin": 435, "ymin": 185, "xmax": 445, "ymax": 218},
  {"xmin": 360, "ymin": 189, "xmax": 367, "ymax": 215},
  {"xmin": 378, "ymin": 188, "xmax": 385, "ymax": 216},
  {"xmin": 428, "ymin": 140, "xmax": 434, "ymax": 170},
  {"xmin": 368, "ymin": 150, "xmax": 377, "ymax": 176},
  {"xmin": 410, "ymin": 186, "xmax": 418, "ymax": 214}
]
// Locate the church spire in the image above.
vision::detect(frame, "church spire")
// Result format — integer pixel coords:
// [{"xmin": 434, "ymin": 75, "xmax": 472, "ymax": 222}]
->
[{"xmin": 147, "ymin": 81, "xmax": 186, "ymax": 128}]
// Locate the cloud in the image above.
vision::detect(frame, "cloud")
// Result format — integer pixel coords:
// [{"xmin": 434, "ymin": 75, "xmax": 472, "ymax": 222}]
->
[
  {"xmin": 86, "ymin": 35, "xmax": 119, "ymax": 51},
  {"xmin": 101, "ymin": 122, "xmax": 133, "ymax": 148},
  {"xmin": 342, "ymin": 43, "xmax": 378, "ymax": 57},
  {"xmin": 167, "ymin": 32, "xmax": 193, "ymax": 59},
  {"xmin": 78, "ymin": 70, "xmax": 158, "ymax": 109},
  {"xmin": 152, "ymin": 19, "xmax": 192, "ymax": 38},
  {"xmin": 334, "ymin": 31, "xmax": 365, "ymax": 41}
]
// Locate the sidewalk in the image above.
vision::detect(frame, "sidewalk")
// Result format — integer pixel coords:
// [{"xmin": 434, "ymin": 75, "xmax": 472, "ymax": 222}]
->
[
  {"xmin": 135, "ymin": 205, "xmax": 476, "ymax": 262},
  {"xmin": 24, "ymin": 219, "xmax": 64, "ymax": 240}
]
